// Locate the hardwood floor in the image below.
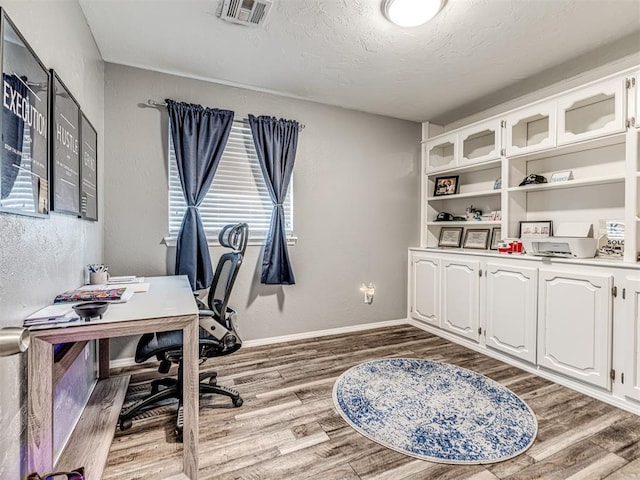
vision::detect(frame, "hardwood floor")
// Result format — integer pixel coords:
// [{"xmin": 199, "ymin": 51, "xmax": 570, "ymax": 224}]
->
[{"xmin": 103, "ymin": 325, "xmax": 640, "ymax": 479}]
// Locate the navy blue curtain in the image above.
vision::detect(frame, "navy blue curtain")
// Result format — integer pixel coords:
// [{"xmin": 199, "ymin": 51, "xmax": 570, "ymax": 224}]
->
[
  {"xmin": 167, "ymin": 99, "xmax": 234, "ymax": 290},
  {"xmin": 248, "ymin": 115, "xmax": 299, "ymax": 285}
]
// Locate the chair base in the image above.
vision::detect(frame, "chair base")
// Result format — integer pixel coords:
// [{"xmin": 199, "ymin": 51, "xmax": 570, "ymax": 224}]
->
[{"xmin": 119, "ymin": 373, "xmax": 243, "ymax": 442}]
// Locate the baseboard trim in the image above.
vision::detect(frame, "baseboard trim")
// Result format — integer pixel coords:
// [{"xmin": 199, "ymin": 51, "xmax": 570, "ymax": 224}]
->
[{"xmin": 109, "ymin": 318, "xmax": 408, "ymax": 370}]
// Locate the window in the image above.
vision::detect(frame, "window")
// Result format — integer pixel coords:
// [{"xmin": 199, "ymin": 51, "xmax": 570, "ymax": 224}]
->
[{"xmin": 168, "ymin": 120, "xmax": 293, "ymax": 242}]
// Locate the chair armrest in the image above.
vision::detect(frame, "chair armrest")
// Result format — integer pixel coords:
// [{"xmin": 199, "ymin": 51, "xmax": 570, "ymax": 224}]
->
[{"xmin": 199, "ymin": 309, "xmax": 215, "ymax": 317}]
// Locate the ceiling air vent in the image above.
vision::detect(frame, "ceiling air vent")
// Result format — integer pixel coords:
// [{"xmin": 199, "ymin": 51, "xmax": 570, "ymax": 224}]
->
[{"xmin": 218, "ymin": 0, "xmax": 272, "ymax": 26}]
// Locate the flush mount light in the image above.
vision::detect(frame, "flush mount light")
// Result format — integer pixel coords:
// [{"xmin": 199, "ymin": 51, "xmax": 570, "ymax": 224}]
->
[{"xmin": 382, "ymin": 0, "xmax": 445, "ymax": 27}]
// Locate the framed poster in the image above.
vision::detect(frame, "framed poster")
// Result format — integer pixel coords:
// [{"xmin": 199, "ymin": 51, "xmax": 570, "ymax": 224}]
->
[
  {"xmin": 50, "ymin": 70, "xmax": 80, "ymax": 216},
  {"xmin": 80, "ymin": 112, "xmax": 97, "ymax": 221},
  {"xmin": 489, "ymin": 227, "xmax": 502, "ymax": 250},
  {"xmin": 0, "ymin": 9, "xmax": 50, "ymax": 217}
]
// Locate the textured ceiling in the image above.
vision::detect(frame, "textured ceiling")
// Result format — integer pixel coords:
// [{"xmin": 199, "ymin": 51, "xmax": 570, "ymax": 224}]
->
[{"xmin": 79, "ymin": 0, "xmax": 640, "ymax": 123}]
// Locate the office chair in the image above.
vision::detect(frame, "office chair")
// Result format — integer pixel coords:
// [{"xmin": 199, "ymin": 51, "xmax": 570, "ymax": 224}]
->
[{"xmin": 119, "ymin": 223, "xmax": 249, "ymax": 441}]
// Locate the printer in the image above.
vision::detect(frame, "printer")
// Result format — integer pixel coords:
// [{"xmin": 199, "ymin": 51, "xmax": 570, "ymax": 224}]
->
[{"xmin": 521, "ymin": 222, "xmax": 597, "ymax": 259}]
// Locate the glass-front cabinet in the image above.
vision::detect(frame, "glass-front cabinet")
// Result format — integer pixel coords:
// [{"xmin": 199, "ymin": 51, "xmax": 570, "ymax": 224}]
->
[
  {"xmin": 458, "ymin": 119, "xmax": 501, "ymax": 167},
  {"xmin": 505, "ymin": 100, "xmax": 556, "ymax": 156},
  {"xmin": 423, "ymin": 132, "xmax": 457, "ymax": 173},
  {"xmin": 557, "ymin": 77, "xmax": 626, "ymax": 145}
]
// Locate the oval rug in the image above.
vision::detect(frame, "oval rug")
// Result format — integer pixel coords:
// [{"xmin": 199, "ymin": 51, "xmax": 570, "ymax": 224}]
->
[{"xmin": 332, "ymin": 358, "xmax": 538, "ymax": 464}]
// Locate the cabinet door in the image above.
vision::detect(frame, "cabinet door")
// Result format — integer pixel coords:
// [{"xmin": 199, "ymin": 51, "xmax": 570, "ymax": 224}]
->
[
  {"xmin": 458, "ymin": 119, "xmax": 502, "ymax": 167},
  {"xmin": 505, "ymin": 100, "xmax": 557, "ymax": 156},
  {"xmin": 441, "ymin": 258, "xmax": 480, "ymax": 342},
  {"xmin": 485, "ymin": 263, "xmax": 538, "ymax": 363},
  {"xmin": 537, "ymin": 269, "xmax": 613, "ymax": 389},
  {"xmin": 424, "ymin": 133, "xmax": 457, "ymax": 173},
  {"xmin": 409, "ymin": 254, "xmax": 440, "ymax": 327},
  {"xmin": 620, "ymin": 277, "xmax": 640, "ymax": 402},
  {"xmin": 557, "ymin": 77, "xmax": 626, "ymax": 145}
]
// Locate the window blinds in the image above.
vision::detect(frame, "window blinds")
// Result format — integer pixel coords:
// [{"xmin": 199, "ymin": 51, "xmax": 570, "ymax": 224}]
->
[{"xmin": 168, "ymin": 120, "xmax": 293, "ymax": 239}]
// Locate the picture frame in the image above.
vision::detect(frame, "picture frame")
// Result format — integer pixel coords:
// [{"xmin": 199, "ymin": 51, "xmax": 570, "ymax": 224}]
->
[
  {"xmin": 0, "ymin": 9, "xmax": 50, "ymax": 217},
  {"xmin": 50, "ymin": 69, "xmax": 81, "ymax": 216},
  {"xmin": 80, "ymin": 112, "xmax": 98, "ymax": 221},
  {"xmin": 519, "ymin": 220, "xmax": 552, "ymax": 238},
  {"xmin": 433, "ymin": 175, "xmax": 459, "ymax": 196},
  {"xmin": 463, "ymin": 228, "xmax": 490, "ymax": 249},
  {"xmin": 438, "ymin": 226, "xmax": 463, "ymax": 248},
  {"xmin": 489, "ymin": 227, "xmax": 502, "ymax": 250}
]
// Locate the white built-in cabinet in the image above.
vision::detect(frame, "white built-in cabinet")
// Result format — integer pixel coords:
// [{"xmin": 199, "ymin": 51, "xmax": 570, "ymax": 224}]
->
[
  {"xmin": 617, "ymin": 273, "xmax": 640, "ymax": 403},
  {"xmin": 441, "ymin": 257, "xmax": 480, "ymax": 342},
  {"xmin": 420, "ymin": 68, "xmax": 639, "ymax": 264},
  {"xmin": 485, "ymin": 262, "xmax": 537, "ymax": 363},
  {"xmin": 556, "ymin": 77, "xmax": 626, "ymax": 145},
  {"xmin": 409, "ymin": 253, "xmax": 440, "ymax": 327},
  {"xmin": 411, "ymin": 65, "xmax": 640, "ymax": 416},
  {"xmin": 537, "ymin": 269, "xmax": 612, "ymax": 390}
]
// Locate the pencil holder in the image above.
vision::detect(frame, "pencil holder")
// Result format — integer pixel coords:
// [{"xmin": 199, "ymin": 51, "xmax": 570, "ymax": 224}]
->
[{"xmin": 89, "ymin": 271, "xmax": 109, "ymax": 285}]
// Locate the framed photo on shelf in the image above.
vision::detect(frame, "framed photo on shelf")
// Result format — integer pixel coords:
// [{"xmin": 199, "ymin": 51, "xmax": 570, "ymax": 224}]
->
[
  {"xmin": 438, "ymin": 226, "xmax": 463, "ymax": 248},
  {"xmin": 519, "ymin": 220, "xmax": 552, "ymax": 238},
  {"xmin": 463, "ymin": 228, "xmax": 490, "ymax": 249},
  {"xmin": 489, "ymin": 227, "xmax": 502, "ymax": 250},
  {"xmin": 50, "ymin": 70, "xmax": 81, "ymax": 216},
  {"xmin": 0, "ymin": 9, "xmax": 50, "ymax": 217},
  {"xmin": 433, "ymin": 175, "xmax": 459, "ymax": 196}
]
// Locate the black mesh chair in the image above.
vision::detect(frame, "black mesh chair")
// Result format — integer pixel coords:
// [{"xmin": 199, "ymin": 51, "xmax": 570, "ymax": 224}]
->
[{"xmin": 119, "ymin": 223, "xmax": 249, "ymax": 441}]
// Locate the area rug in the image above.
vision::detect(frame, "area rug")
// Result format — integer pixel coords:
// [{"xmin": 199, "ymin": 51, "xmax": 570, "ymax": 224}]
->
[{"xmin": 332, "ymin": 358, "xmax": 537, "ymax": 464}]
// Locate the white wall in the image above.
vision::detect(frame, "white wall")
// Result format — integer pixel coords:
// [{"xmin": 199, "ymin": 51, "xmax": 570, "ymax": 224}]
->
[
  {"xmin": 0, "ymin": 2, "xmax": 104, "ymax": 478},
  {"xmin": 103, "ymin": 63, "xmax": 421, "ymax": 360}
]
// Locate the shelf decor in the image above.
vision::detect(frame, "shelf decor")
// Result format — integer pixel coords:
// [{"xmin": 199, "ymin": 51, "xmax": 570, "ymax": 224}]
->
[
  {"xmin": 80, "ymin": 112, "xmax": 98, "ymax": 221},
  {"xmin": 438, "ymin": 227, "xmax": 463, "ymax": 247},
  {"xmin": 0, "ymin": 9, "xmax": 50, "ymax": 217},
  {"xmin": 490, "ymin": 227, "xmax": 502, "ymax": 250},
  {"xmin": 433, "ymin": 175, "xmax": 459, "ymax": 196},
  {"xmin": 50, "ymin": 70, "xmax": 81, "ymax": 216},
  {"xmin": 463, "ymin": 228, "xmax": 490, "ymax": 249},
  {"xmin": 519, "ymin": 220, "xmax": 552, "ymax": 238}
]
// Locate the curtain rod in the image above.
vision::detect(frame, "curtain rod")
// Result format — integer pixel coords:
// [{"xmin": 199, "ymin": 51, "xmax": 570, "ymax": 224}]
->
[{"xmin": 147, "ymin": 99, "xmax": 305, "ymax": 130}]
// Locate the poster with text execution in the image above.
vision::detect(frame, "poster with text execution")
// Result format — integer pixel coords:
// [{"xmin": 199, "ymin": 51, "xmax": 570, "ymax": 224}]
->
[{"xmin": 0, "ymin": 10, "xmax": 49, "ymax": 217}]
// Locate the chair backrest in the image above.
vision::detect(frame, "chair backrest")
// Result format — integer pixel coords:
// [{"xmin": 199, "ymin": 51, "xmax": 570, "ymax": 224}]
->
[{"xmin": 207, "ymin": 223, "xmax": 248, "ymax": 321}]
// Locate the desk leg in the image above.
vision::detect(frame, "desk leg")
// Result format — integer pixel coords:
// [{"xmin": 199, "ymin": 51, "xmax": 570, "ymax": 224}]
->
[
  {"xmin": 98, "ymin": 339, "xmax": 110, "ymax": 380},
  {"xmin": 27, "ymin": 337, "xmax": 54, "ymax": 474},
  {"xmin": 182, "ymin": 319, "xmax": 199, "ymax": 478}
]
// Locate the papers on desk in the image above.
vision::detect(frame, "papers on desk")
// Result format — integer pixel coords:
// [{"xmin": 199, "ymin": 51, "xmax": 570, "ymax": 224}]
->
[
  {"xmin": 78, "ymin": 282, "xmax": 150, "ymax": 293},
  {"xmin": 24, "ymin": 304, "xmax": 80, "ymax": 327},
  {"xmin": 108, "ymin": 276, "xmax": 144, "ymax": 284}
]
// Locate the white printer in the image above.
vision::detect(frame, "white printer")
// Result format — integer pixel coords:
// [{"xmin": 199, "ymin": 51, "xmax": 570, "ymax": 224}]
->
[{"xmin": 521, "ymin": 223, "xmax": 597, "ymax": 259}]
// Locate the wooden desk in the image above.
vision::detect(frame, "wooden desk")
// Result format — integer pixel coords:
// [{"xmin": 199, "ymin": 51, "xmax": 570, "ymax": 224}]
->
[{"xmin": 27, "ymin": 276, "xmax": 199, "ymax": 480}]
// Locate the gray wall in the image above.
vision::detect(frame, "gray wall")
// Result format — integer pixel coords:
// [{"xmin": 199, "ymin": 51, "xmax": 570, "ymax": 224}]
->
[
  {"xmin": 103, "ymin": 63, "xmax": 421, "ymax": 360},
  {"xmin": 0, "ymin": 2, "xmax": 104, "ymax": 478}
]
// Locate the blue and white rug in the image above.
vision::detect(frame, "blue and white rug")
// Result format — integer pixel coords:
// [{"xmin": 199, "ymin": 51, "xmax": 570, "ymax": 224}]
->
[{"xmin": 333, "ymin": 358, "xmax": 538, "ymax": 464}]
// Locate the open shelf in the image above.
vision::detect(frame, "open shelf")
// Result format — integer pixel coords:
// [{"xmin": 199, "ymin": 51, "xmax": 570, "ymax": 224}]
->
[
  {"xmin": 426, "ymin": 220, "xmax": 501, "ymax": 226},
  {"xmin": 427, "ymin": 158, "xmax": 501, "ymax": 176},
  {"xmin": 507, "ymin": 174, "xmax": 625, "ymax": 193},
  {"xmin": 428, "ymin": 189, "xmax": 501, "ymax": 201}
]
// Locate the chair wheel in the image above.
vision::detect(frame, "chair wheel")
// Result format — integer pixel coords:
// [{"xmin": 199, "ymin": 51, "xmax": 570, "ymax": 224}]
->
[
  {"xmin": 232, "ymin": 397, "xmax": 243, "ymax": 407},
  {"xmin": 120, "ymin": 419, "xmax": 132, "ymax": 431}
]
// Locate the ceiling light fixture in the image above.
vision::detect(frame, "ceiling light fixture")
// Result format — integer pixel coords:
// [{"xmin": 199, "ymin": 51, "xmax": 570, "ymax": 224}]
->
[{"xmin": 382, "ymin": 0, "xmax": 445, "ymax": 27}]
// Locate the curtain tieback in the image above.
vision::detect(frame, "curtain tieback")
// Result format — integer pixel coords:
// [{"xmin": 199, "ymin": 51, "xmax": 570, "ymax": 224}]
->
[{"xmin": 273, "ymin": 203, "xmax": 284, "ymax": 207}]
